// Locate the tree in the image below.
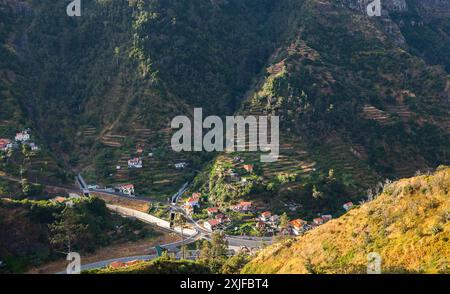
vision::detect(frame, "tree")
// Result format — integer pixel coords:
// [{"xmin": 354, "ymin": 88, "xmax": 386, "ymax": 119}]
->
[
  {"xmin": 49, "ymin": 207, "xmax": 88, "ymax": 254},
  {"xmin": 220, "ymin": 252, "xmax": 251, "ymax": 274},
  {"xmin": 199, "ymin": 232, "xmax": 229, "ymax": 273},
  {"xmin": 279, "ymin": 212, "xmax": 289, "ymax": 232}
]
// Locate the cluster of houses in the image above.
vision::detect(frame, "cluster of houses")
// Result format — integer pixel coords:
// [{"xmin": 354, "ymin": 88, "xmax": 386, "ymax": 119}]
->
[
  {"xmin": 287, "ymin": 214, "xmax": 333, "ymax": 235},
  {"xmin": 225, "ymin": 163, "xmax": 254, "ymax": 184},
  {"xmin": 117, "ymin": 183, "xmax": 135, "ymax": 196},
  {"xmin": 0, "ymin": 129, "xmax": 39, "ymax": 153}
]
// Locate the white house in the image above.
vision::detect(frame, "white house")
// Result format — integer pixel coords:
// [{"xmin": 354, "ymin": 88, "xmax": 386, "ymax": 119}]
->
[
  {"xmin": 260, "ymin": 211, "xmax": 272, "ymax": 222},
  {"xmin": 28, "ymin": 142, "xmax": 39, "ymax": 151},
  {"xmin": 175, "ymin": 162, "xmax": 187, "ymax": 169},
  {"xmin": 343, "ymin": 202, "xmax": 354, "ymax": 211},
  {"xmin": 128, "ymin": 157, "xmax": 143, "ymax": 169},
  {"xmin": 118, "ymin": 184, "xmax": 135, "ymax": 196},
  {"xmin": 15, "ymin": 131, "xmax": 30, "ymax": 142}
]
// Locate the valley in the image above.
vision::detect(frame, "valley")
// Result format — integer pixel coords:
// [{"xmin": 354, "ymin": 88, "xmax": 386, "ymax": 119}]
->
[{"xmin": 0, "ymin": 0, "xmax": 449, "ymax": 275}]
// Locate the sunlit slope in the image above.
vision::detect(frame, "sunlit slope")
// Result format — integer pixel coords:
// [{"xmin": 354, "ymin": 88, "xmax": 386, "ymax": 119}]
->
[{"xmin": 243, "ymin": 167, "xmax": 450, "ymax": 274}]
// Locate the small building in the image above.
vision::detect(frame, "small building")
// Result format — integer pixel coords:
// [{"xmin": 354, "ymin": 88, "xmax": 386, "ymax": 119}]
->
[
  {"xmin": 260, "ymin": 211, "xmax": 272, "ymax": 222},
  {"xmin": 175, "ymin": 162, "xmax": 187, "ymax": 169},
  {"xmin": 290, "ymin": 219, "xmax": 307, "ymax": 236},
  {"xmin": 28, "ymin": 142, "xmax": 39, "ymax": 151},
  {"xmin": 215, "ymin": 213, "xmax": 230, "ymax": 224},
  {"xmin": 192, "ymin": 192, "xmax": 202, "ymax": 199},
  {"xmin": 0, "ymin": 139, "xmax": 11, "ymax": 151},
  {"xmin": 207, "ymin": 207, "xmax": 219, "ymax": 217},
  {"xmin": 343, "ymin": 202, "xmax": 354, "ymax": 211},
  {"xmin": 128, "ymin": 157, "xmax": 143, "ymax": 169},
  {"xmin": 313, "ymin": 217, "xmax": 324, "ymax": 225},
  {"xmin": 232, "ymin": 201, "xmax": 253, "ymax": 212},
  {"xmin": 186, "ymin": 196, "xmax": 200, "ymax": 208},
  {"xmin": 15, "ymin": 130, "xmax": 30, "ymax": 142},
  {"xmin": 243, "ymin": 164, "xmax": 254, "ymax": 173},
  {"xmin": 118, "ymin": 184, "xmax": 135, "ymax": 196},
  {"xmin": 204, "ymin": 219, "xmax": 221, "ymax": 231},
  {"xmin": 321, "ymin": 215, "xmax": 332, "ymax": 222},
  {"xmin": 268, "ymin": 214, "xmax": 280, "ymax": 226},
  {"xmin": 52, "ymin": 197, "xmax": 67, "ymax": 204}
]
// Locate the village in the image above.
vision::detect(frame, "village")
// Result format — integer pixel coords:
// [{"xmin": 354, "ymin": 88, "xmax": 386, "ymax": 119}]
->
[
  {"xmin": 179, "ymin": 189, "xmax": 355, "ymax": 237},
  {"xmin": 89, "ymin": 147, "xmax": 356, "ymax": 238},
  {"xmin": 0, "ymin": 129, "xmax": 40, "ymax": 154}
]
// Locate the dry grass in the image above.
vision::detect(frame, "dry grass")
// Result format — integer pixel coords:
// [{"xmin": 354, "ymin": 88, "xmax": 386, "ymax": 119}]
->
[{"xmin": 243, "ymin": 167, "xmax": 450, "ymax": 274}]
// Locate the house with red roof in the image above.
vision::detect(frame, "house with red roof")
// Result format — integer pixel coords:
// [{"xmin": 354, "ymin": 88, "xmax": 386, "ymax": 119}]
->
[
  {"xmin": 0, "ymin": 139, "xmax": 11, "ymax": 151},
  {"xmin": 313, "ymin": 217, "xmax": 324, "ymax": 225},
  {"xmin": 128, "ymin": 157, "xmax": 143, "ymax": 169},
  {"xmin": 232, "ymin": 201, "xmax": 253, "ymax": 212},
  {"xmin": 207, "ymin": 207, "xmax": 219, "ymax": 217},
  {"xmin": 260, "ymin": 211, "xmax": 272, "ymax": 222},
  {"xmin": 289, "ymin": 219, "xmax": 307, "ymax": 236},
  {"xmin": 343, "ymin": 202, "xmax": 354, "ymax": 211},
  {"xmin": 204, "ymin": 219, "xmax": 221, "ymax": 231},
  {"xmin": 118, "ymin": 184, "xmax": 135, "ymax": 196},
  {"xmin": 243, "ymin": 164, "xmax": 254, "ymax": 173},
  {"xmin": 215, "ymin": 213, "xmax": 230, "ymax": 224}
]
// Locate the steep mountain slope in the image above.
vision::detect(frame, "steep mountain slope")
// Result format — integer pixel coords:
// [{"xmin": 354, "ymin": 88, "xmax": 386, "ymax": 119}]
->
[
  {"xmin": 1, "ymin": 0, "xmax": 449, "ymax": 203},
  {"xmin": 242, "ymin": 166, "xmax": 450, "ymax": 274},
  {"xmin": 197, "ymin": 0, "xmax": 449, "ymax": 220}
]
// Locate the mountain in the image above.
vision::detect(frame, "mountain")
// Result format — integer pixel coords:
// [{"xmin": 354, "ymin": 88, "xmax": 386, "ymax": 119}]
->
[
  {"xmin": 242, "ymin": 166, "xmax": 450, "ymax": 274},
  {"xmin": 0, "ymin": 0, "xmax": 449, "ymax": 209},
  {"xmin": 195, "ymin": 0, "xmax": 450, "ymax": 219}
]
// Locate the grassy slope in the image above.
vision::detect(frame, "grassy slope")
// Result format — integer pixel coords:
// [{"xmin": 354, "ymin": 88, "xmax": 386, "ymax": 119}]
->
[
  {"xmin": 242, "ymin": 166, "xmax": 450, "ymax": 274},
  {"xmin": 85, "ymin": 257, "xmax": 211, "ymax": 274}
]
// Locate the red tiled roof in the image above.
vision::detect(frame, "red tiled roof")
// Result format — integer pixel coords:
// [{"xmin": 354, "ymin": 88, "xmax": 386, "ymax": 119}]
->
[
  {"xmin": 120, "ymin": 184, "xmax": 134, "ymax": 189},
  {"xmin": 187, "ymin": 197, "xmax": 199, "ymax": 203},
  {"xmin": 207, "ymin": 207, "xmax": 219, "ymax": 213},
  {"xmin": 243, "ymin": 164, "xmax": 254, "ymax": 172},
  {"xmin": 261, "ymin": 211, "xmax": 272, "ymax": 217},
  {"xmin": 239, "ymin": 201, "xmax": 252, "ymax": 206},
  {"xmin": 313, "ymin": 218, "xmax": 324, "ymax": 224},
  {"xmin": 207, "ymin": 219, "xmax": 221, "ymax": 227},
  {"xmin": 290, "ymin": 219, "xmax": 307, "ymax": 229}
]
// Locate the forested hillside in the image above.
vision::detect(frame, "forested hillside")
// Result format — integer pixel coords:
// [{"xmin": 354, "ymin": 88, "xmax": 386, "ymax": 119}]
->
[{"xmin": 0, "ymin": 0, "xmax": 449, "ymax": 211}]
